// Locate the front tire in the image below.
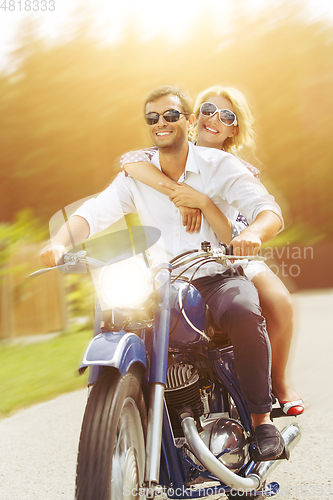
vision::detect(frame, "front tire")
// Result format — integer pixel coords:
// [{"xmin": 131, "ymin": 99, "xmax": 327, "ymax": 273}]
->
[{"xmin": 75, "ymin": 369, "xmax": 147, "ymax": 500}]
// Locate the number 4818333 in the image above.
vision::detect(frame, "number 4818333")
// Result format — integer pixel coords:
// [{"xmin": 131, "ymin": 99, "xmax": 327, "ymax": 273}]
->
[{"xmin": 0, "ymin": 0, "xmax": 55, "ymax": 11}]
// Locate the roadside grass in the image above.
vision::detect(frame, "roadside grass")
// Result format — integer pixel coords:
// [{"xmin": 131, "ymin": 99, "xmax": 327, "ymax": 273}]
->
[{"xmin": 0, "ymin": 326, "xmax": 92, "ymax": 419}]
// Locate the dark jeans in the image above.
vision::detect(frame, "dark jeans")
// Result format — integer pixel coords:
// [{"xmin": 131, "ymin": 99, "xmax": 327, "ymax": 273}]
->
[{"xmin": 193, "ymin": 269, "xmax": 272, "ymax": 414}]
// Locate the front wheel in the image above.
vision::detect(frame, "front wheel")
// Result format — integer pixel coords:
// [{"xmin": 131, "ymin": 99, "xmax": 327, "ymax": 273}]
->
[{"xmin": 75, "ymin": 369, "xmax": 147, "ymax": 500}]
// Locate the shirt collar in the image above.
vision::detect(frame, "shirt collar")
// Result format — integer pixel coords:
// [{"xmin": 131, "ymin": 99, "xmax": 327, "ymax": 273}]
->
[
  {"xmin": 150, "ymin": 141, "xmax": 200, "ymax": 177},
  {"xmin": 185, "ymin": 141, "xmax": 200, "ymax": 175}
]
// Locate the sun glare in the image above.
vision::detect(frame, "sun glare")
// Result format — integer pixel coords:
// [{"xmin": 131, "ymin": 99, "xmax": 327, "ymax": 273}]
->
[
  {"xmin": 1, "ymin": 0, "xmax": 333, "ymax": 68},
  {"xmin": 94, "ymin": 0, "xmax": 222, "ymax": 43},
  {"xmin": 93, "ymin": 0, "xmax": 333, "ymax": 41}
]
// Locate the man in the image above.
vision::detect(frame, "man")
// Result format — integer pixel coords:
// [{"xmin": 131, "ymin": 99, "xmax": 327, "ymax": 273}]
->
[{"xmin": 40, "ymin": 85, "xmax": 285, "ymax": 461}]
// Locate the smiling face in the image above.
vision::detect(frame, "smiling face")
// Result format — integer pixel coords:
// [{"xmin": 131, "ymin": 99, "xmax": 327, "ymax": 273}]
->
[
  {"xmin": 196, "ymin": 95, "xmax": 238, "ymax": 150},
  {"xmin": 145, "ymin": 94, "xmax": 194, "ymax": 152}
]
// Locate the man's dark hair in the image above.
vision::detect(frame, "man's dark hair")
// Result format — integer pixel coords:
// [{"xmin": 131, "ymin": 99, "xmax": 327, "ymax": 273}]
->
[{"xmin": 144, "ymin": 85, "xmax": 193, "ymax": 116}]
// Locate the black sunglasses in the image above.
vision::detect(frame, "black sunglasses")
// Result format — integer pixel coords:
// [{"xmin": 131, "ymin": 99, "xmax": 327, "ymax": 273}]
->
[{"xmin": 145, "ymin": 109, "xmax": 188, "ymax": 125}]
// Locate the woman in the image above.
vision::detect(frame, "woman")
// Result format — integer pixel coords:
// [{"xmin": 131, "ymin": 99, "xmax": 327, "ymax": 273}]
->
[{"xmin": 120, "ymin": 85, "xmax": 304, "ymax": 416}]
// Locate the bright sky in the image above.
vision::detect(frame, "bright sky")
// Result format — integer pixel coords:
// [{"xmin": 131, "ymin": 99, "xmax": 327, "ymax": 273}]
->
[{"xmin": 0, "ymin": 0, "xmax": 332, "ymax": 70}]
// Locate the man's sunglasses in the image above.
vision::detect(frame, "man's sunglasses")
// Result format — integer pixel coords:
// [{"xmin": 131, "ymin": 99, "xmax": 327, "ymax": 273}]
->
[
  {"xmin": 145, "ymin": 109, "xmax": 188, "ymax": 125},
  {"xmin": 200, "ymin": 102, "xmax": 238, "ymax": 126}
]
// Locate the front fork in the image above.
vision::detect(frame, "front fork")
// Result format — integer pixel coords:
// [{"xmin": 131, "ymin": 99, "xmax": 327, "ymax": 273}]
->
[{"xmin": 145, "ymin": 265, "xmax": 172, "ymax": 489}]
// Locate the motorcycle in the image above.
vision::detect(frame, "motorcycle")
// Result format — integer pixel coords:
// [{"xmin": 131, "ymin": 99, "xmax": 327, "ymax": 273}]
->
[{"xmin": 31, "ymin": 234, "xmax": 301, "ymax": 500}]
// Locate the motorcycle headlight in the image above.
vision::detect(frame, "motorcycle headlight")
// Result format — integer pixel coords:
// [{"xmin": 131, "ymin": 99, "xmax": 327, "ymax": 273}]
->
[{"xmin": 98, "ymin": 255, "xmax": 153, "ymax": 309}]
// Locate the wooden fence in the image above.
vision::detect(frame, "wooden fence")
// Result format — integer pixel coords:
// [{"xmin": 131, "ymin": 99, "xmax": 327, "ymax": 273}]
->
[{"xmin": 0, "ymin": 243, "xmax": 67, "ymax": 339}]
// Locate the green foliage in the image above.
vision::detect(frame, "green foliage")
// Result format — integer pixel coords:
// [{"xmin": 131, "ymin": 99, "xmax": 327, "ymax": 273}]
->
[
  {"xmin": 0, "ymin": 327, "xmax": 91, "ymax": 418},
  {"xmin": 0, "ymin": 209, "xmax": 48, "ymax": 279},
  {"xmin": 262, "ymin": 221, "xmax": 326, "ymax": 248},
  {"xmin": 0, "ymin": 210, "xmax": 95, "ymax": 335},
  {"xmin": 65, "ymin": 273, "xmax": 95, "ymax": 319}
]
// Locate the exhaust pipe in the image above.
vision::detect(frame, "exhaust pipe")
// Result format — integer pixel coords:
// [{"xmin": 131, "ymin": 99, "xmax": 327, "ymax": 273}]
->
[
  {"xmin": 247, "ymin": 423, "xmax": 301, "ymax": 483},
  {"xmin": 181, "ymin": 417, "xmax": 301, "ymax": 491},
  {"xmin": 182, "ymin": 416, "xmax": 261, "ymax": 490}
]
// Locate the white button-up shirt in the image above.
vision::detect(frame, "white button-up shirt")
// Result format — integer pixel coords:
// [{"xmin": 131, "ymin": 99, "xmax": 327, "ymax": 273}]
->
[{"xmin": 74, "ymin": 142, "xmax": 283, "ymax": 278}]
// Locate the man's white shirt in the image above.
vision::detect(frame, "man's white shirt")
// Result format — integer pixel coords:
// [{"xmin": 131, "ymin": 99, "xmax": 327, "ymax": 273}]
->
[{"xmin": 74, "ymin": 142, "xmax": 283, "ymax": 278}]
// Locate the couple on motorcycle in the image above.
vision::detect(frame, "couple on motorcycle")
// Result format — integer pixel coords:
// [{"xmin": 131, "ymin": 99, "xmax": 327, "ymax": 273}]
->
[{"xmin": 40, "ymin": 84, "xmax": 302, "ymax": 463}]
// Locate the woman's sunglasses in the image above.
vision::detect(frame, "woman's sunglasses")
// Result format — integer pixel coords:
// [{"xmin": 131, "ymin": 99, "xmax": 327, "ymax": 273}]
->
[
  {"xmin": 200, "ymin": 102, "xmax": 238, "ymax": 126},
  {"xmin": 145, "ymin": 109, "xmax": 188, "ymax": 125}
]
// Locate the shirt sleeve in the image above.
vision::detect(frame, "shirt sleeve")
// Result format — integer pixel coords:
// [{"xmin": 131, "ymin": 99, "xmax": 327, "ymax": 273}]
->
[
  {"xmin": 72, "ymin": 172, "xmax": 136, "ymax": 237},
  {"xmin": 120, "ymin": 147, "xmax": 158, "ymax": 171},
  {"xmin": 216, "ymin": 155, "xmax": 284, "ymax": 230}
]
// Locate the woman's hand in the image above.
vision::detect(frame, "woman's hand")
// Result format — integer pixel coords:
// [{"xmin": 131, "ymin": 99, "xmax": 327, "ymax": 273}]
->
[
  {"xmin": 159, "ymin": 181, "xmax": 208, "ymax": 209},
  {"xmin": 178, "ymin": 207, "xmax": 202, "ymax": 233}
]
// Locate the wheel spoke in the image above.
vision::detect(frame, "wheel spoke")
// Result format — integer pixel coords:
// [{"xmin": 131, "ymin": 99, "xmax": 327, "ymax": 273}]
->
[{"xmin": 111, "ymin": 397, "xmax": 146, "ymax": 499}]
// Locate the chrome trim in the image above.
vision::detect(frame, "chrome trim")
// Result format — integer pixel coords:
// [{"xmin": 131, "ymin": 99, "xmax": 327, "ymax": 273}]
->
[
  {"xmin": 145, "ymin": 383, "xmax": 165, "ymax": 486},
  {"xmin": 248, "ymin": 424, "xmax": 301, "ymax": 482},
  {"xmin": 181, "ymin": 416, "xmax": 261, "ymax": 490},
  {"xmin": 171, "ymin": 249, "xmax": 266, "ymax": 270},
  {"xmin": 182, "ymin": 418, "xmax": 301, "ymax": 491}
]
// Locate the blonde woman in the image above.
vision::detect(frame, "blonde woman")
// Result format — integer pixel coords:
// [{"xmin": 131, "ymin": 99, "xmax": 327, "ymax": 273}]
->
[{"xmin": 120, "ymin": 86, "xmax": 304, "ymax": 416}]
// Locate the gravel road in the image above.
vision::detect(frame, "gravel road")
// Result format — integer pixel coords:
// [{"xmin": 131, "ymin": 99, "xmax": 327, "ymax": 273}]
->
[{"xmin": 0, "ymin": 290, "xmax": 332, "ymax": 500}]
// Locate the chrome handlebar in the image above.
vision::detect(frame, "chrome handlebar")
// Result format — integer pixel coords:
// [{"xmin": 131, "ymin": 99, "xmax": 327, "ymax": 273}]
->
[
  {"xmin": 170, "ymin": 247, "xmax": 266, "ymax": 270},
  {"xmin": 30, "ymin": 243, "xmax": 265, "ymax": 278}
]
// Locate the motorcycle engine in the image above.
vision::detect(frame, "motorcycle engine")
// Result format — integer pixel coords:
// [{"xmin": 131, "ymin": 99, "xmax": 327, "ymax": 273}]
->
[
  {"xmin": 165, "ymin": 363, "xmax": 204, "ymax": 437},
  {"xmin": 165, "ymin": 363, "xmax": 249, "ymax": 473}
]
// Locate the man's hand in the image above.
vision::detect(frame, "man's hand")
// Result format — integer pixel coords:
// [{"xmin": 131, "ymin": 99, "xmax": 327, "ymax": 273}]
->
[
  {"xmin": 39, "ymin": 242, "xmax": 67, "ymax": 268},
  {"xmin": 230, "ymin": 231, "xmax": 261, "ymax": 256},
  {"xmin": 39, "ymin": 215, "xmax": 90, "ymax": 267},
  {"xmin": 230, "ymin": 210, "xmax": 282, "ymax": 257},
  {"xmin": 178, "ymin": 207, "xmax": 202, "ymax": 233},
  {"xmin": 160, "ymin": 181, "xmax": 208, "ymax": 209}
]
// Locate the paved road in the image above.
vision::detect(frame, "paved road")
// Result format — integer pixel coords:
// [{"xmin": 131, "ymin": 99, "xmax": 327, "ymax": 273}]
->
[{"xmin": 0, "ymin": 290, "xmax": 332, "ymax": 500}]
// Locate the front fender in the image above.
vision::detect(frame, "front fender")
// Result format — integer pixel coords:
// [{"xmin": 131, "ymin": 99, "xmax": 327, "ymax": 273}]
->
[{"xmin": 79, "ymin": 330, "xmax": 147, "ymax": 376}]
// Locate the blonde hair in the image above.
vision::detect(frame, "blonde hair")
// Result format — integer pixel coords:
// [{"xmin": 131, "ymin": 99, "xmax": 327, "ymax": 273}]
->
[{"xmin": 190, "ymin": 86, "xmax": 257, "ymax": 159}]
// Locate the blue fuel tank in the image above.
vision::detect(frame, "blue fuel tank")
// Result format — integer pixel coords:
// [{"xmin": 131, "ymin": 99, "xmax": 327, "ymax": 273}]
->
[{"xmin": 168, "ymin": 279, "xmax": 213, "ymax": 351}]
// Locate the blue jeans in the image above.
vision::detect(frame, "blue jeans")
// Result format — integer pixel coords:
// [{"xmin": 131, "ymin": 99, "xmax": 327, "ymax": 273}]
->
[{"xmin": 193, "ymin": 269, "xmax": 272, "ymax": 414}]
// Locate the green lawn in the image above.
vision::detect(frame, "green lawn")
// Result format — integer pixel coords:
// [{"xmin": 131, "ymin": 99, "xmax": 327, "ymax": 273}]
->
[{"xmin": 0, "ymin": 327, "xmax": 92, "ymax": 418}]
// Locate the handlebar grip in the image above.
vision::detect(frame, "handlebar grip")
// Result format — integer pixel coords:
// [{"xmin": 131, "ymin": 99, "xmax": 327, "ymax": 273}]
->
[
  {"xmin": 220, "ymin": 243, "xmax": 233, "ymax": 255},
  {"xmin": 57, "ymin": 255, "xmax": 66, "ymax": 266},
  {"xmin": 227, "ymin": 245, "xmax": 233, "ymax": 256}
]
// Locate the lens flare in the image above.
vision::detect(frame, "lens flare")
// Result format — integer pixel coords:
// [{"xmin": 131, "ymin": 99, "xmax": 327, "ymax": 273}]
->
[{"xmin": 99, "ymin": 256, "xmax": 152, "ymax": 309}]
